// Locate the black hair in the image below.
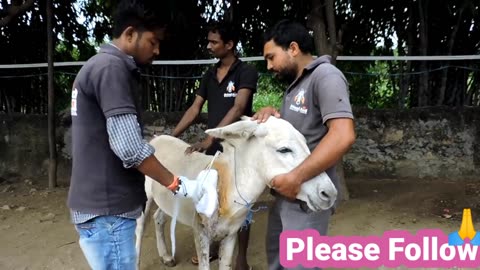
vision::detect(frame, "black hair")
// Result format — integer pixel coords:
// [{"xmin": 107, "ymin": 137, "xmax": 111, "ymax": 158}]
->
[
  {"xmin": 263, "ymin": 19, "xmax": 314, "ymax": 54},
  {"xmin": 207, "ymin": 21, "xmax": 239, "ymax": 48},
  {"xmin": 112, "ymin": 0, "xmax": 166, "ymax": 38}
]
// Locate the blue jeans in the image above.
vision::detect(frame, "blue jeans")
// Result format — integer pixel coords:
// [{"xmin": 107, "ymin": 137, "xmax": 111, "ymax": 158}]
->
[{"xmin": 75, "ymin": 216, "xmax": 137, "ymax": 270}]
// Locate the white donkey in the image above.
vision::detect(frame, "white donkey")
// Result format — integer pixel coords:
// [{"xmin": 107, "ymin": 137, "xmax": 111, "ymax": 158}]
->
[{"xmin": 135, "ymin": 116, "xmax": 337, "ymax": 270}]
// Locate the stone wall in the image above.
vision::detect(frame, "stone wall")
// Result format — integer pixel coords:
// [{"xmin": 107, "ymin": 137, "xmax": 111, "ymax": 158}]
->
[
  {"xmin": 0, "ymin": 107, "xmax": 478, "ymax": 183},
  {"xmin": 0, "ymin": 114, "xmax": 60, "ymax": 182},
  {"xmin": 345, "ymin": 107, "xmax": 479, "ymax": 179}
]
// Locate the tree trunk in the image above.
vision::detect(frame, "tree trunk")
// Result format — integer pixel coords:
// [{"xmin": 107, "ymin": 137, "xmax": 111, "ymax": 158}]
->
[
  {"xmin": 308, "ymin": 0, "xmax": 330, "ymax": 55},
  {"xmin": 406, "ymin": 4, "xmax": 417, "ymax": 107},
  {"xmin": 1, "ymin": 89, "xmax": 12, "ymax": 114},
  {"xmin": 447, "ymin": 68, "xmax": 463, "ymax": 106},
  {"xmin": 308, "ymin": 0, "xmax": 340, "ymax": 60},
  {"xmin": 418, "ymin": 0, "xmax": 429, "ymax": 107},
  {"xmin": 437, "ymin": 1, "xmax": 468, "ymax": 105},
  {"xmin": 226, "ymin": 0, "xmax": 234, "ymax": 22},
  {"xmin": 47, "ymin": 0, "xmax": 57, "ymax": 189},
  {"xmin": 398, "ymin": 61, "xmax": 410, "ymax": 108},
  {"xmin": 324, "ymin": 0, "xmax": 337, "ymax": 64},
  {"xmin": 397, "ymin": 6, "xmax": 414, "ymax": 108}
]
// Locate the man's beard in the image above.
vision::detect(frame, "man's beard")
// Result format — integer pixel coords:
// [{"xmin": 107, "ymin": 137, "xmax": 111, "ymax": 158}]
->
[
  {"xmin": 275, "ymin": 65, "xmax": 297, "ymax": 84},
  {"xmin": 133, "ymin": 38, "xmax": 153, "ymax": 67}
]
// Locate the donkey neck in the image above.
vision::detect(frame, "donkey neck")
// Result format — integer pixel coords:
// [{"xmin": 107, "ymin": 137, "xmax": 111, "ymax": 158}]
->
[{"xmin": 213, "ymin": 142, "xmax": 267, "ymax": 219}]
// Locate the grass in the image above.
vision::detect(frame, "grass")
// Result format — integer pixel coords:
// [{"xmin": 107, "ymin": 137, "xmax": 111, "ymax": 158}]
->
[
  {"xmin": 253, "ymin": 90, "xmax": 283, "ymax": 112},
  {"xmin": 201, "ymin": 90, "xmax": 284, "ymax": 114}
]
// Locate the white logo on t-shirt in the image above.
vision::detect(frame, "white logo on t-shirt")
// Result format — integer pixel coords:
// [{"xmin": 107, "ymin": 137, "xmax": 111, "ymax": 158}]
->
[
  {"xmin": 224, "ymin": 81, "xmax": 237, "ymax": 97},
  {"xmin": 71, "ymin": 88, "xmax": 78, "ymax": 116},
  {"xmin": 289, "ymin": 89, "xmax": 308, "ymax": 114}
]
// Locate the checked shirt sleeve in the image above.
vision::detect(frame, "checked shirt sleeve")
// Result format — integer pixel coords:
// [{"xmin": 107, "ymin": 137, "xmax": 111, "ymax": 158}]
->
[{"xmin": 106, "ymin": 114, "xmax": 154, "ymax": 168}]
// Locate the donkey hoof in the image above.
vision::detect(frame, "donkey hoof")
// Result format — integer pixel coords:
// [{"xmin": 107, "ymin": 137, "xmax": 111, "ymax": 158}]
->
[{"xmin": 161, "ymin": 257, "xmax": 176, "ymax": 267}]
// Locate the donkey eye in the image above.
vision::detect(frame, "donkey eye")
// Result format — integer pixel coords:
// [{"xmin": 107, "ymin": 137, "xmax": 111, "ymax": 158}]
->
[{"xmin": 277, "ymin": 147, "xmax": 292, "ymax": 153}]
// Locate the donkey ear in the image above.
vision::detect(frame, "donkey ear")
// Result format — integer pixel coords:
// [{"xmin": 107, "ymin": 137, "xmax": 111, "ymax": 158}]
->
[{"xmin": 206, "ymin": 119, "xmax": 260, "ymax": 139}]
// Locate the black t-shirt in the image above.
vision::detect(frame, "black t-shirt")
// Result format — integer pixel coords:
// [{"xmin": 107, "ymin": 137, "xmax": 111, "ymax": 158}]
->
[
  {"xmin": 67, "ymin": 44, "xmax": 146, "ymax": 215},
  {"xmin": 197, "ymin": 59, "xmax": 258, "ymax": 129}
]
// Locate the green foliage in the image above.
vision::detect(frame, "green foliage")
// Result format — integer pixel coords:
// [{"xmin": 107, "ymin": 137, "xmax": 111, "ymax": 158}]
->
[
  {"xmin": 0, "ymin": 0, "xmax": 94, "ymax": 114},
  {"xmin": 254, "ymin": 73, "xmax": 285, "ymax": 111},
  {"xmin": 54, "ymin": 42, "xmax": 94, "ymax": 112},
  {"xmin": 54, "ymin": 72, "xmax": 76, "ymax": 113},
  {"xmin": 338, "ymin": 61, "xmax": 372, "ymax": 108},
  {"xmin": 366, "ymin": 61, "xmax": 397, "ymax": 109},
  {"xmin": 253, "ymin": 90, "xmax": 283, "ymax": 112},
  {"xmin": 257, "ymin": 73, "xmax": 285, "ymax": 94},
  {"xmin": 201, "ymin": 101, "xmax": 208, "ymax": 113},
  {"xmin": 2, "ymin": 0, "xmax": 480, "ymax": 114},
  {"xmin": 79, "ymin": 0, "xmax": 115, "ymax": 45}
]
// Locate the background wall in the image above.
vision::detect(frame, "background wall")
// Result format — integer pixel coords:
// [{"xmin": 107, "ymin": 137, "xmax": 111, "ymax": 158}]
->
[
  {"xmin": 0, "ymin": 107, "xmax": 478, "ymax": 183},
  {"xmin": 345, "ymin": 107, "xmax": 479, "ymax": 179}
]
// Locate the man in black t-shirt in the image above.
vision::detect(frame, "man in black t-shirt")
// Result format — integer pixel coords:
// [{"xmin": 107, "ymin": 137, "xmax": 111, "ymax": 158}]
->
[{"xmin": 172, "ymin": 22, "xmax": 258, "ymax": 270}]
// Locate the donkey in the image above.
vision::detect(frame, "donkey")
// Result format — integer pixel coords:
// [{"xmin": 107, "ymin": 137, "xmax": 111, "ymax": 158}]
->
[{"xmin": 135, "ymin": 116, "xmax": 337, "ymax": 270}]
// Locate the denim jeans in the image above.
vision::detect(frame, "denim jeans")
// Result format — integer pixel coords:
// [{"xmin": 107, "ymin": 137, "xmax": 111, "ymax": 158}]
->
[{"xmin": 75, "ymin": 216, "xmax": 137, "ymax": 270}]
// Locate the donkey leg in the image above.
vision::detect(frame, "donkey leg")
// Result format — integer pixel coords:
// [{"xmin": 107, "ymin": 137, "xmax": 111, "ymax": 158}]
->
[
  {"xmin": 193, "ymin": 222, "xmax": 211, "ymax": 270},
  {"xmin": 135, "ymin": 197, "xmax": 153, "ymax": 270},
  {"xmin": 218, "ymin": 233, "xmax": 236, "ymax": 270},
  {"xmin": 153, "ymin": 208, "xmax": 176, "ymax": 267}
]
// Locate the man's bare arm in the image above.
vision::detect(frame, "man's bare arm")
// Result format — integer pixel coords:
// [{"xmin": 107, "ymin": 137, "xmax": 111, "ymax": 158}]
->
[
  {"xmin": 136, "ymin": 155, "xmax": 175, "ymax": 187},
  {"xmin": 291, "ymin": 118, "xmax": 355, "ymax": 183},
  {"xmin": 172, "ymin": 95, "xmax": 206, "ymax": 137},
  {"xmin": 217, "ymin": 88, "xmax": 252, "ymax": 127},
  {"xmin": 185, "ymin": 89, "xmax": 254, "ymax": 154}
]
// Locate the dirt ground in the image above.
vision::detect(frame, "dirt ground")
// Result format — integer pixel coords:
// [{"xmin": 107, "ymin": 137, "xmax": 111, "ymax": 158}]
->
[{"xmin": 1, "ymin": 177, "xmax": 480, "ymax": 270}]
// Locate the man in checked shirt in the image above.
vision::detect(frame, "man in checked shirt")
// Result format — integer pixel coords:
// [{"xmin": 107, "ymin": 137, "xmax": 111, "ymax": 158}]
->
[{"xmin": 67, "ymin": 1, "xmax": 213, "ymax": 269}]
